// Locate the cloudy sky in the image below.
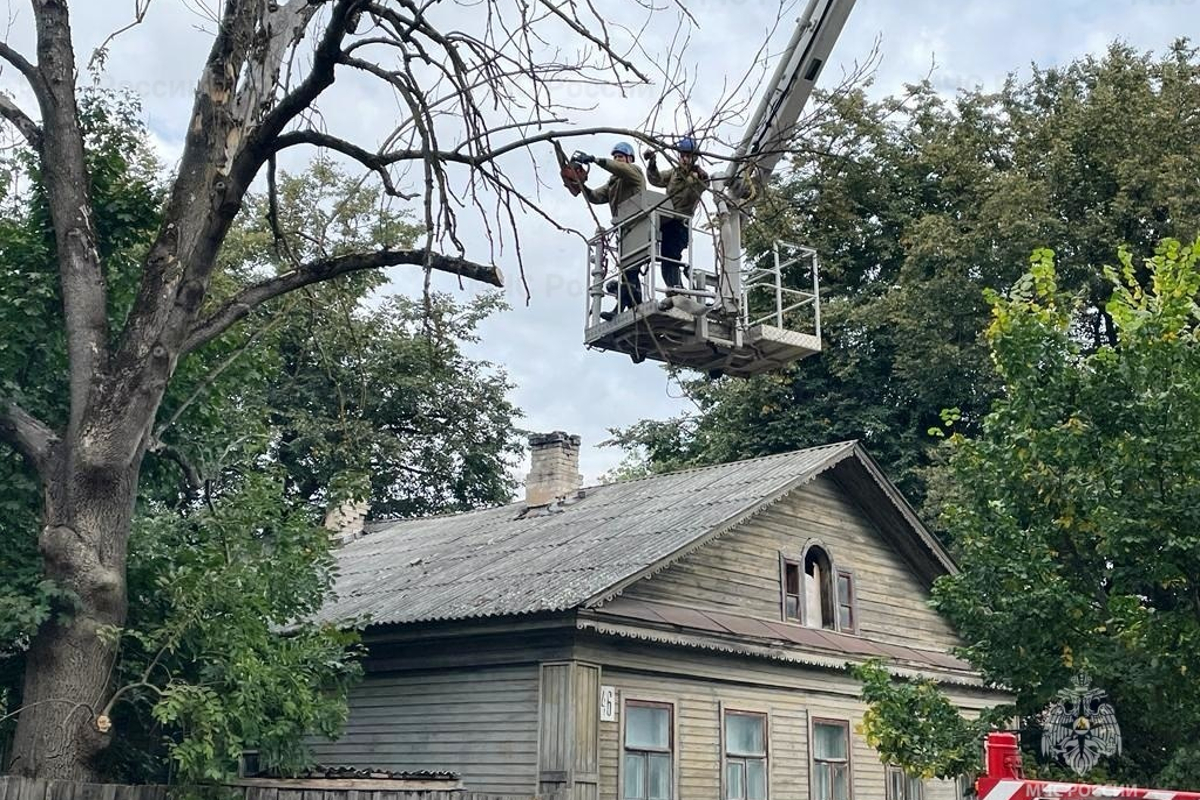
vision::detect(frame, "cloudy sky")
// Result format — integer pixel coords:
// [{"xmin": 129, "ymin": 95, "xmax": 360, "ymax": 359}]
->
[{"xmin": 2, "ymin": 0, "xmax": 1195, "ymax": 484}]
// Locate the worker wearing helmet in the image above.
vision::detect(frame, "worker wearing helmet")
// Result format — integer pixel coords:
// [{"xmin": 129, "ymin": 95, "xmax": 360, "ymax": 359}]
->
[
  {"xmin": 644, "ymin": 136, "xmax": 709, "ymax": 291},
  {"xmin": 574, "ymin": 142, "xmax": 647, "ymax": 319},
  {"xmin": 573, "ymin": 141, "xmax": 645, "ymax": 219}
]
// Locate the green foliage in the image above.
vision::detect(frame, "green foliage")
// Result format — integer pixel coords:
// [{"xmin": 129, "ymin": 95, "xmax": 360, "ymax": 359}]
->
[
  {"xmin": 0, "ymin": 99, "xmax": 522, "ymax": 781},
  {"xmin": 164, "ymin": 157, "xmax": 523, "ymax": 517},
  {"xmin": 0, "ymin": 89, "xmax": 165, "ymax": 699},
  {"xmin": 107, "ymin": 471, "xmax": 362, "ymax": 784},
  {"xmin": 927, "ymin": 238, "xmax": 1200, "ymax": 788},
  {"xmin": 609, "ymin": 42, "xmax": 1200, "ymax": 516},
  {"xmin": 852, "ymin": 661, "xmax": 1007, "ymax": 780}
]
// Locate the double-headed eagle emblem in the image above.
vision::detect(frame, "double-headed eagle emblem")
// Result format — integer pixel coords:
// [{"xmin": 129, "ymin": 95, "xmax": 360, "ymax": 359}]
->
[{"xmin": 1040, "ymin": 674, "xmax": 1121, "ymax": 776}]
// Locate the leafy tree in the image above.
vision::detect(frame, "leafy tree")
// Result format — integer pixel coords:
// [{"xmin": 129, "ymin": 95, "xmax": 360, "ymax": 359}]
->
[
  {"xmin": 851, "ymin": 661, "xmax": 1007, "ymax": 781},
  {"xmin": 0, "ymin": 93, "xmax": 521, "ymax": 782},
  {"xmin": 859, "ymin": 238, "xmax": 1200, "ymax": 789},
  {"xmin": 0, "ymin": 88, "xmax": 165, "ymax": 694},
  {"xmin": 106, "ymin": 472, "xmax": 362, "ymax": 785},
  {"xmin": 0, "ymin": 0, "xmax": 674, "ymax": 777},
  {"xmin": 610, "ymin": 42, "xmax": 1200, "ymax": 513}
]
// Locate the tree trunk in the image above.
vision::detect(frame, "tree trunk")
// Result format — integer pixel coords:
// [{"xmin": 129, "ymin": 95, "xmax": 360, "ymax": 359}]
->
[{"xmin": 7, "ymin": 458, "xmax": 138, "ymax": 781}]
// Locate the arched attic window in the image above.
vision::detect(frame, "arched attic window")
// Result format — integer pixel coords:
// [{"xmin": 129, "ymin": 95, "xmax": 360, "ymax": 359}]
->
[{"xmin": 802, "ymin": 544, "xmax": 836, "ymax": 630}]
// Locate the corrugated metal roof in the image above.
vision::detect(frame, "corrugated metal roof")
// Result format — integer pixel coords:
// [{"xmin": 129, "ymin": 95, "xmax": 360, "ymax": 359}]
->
[{"xmin": 317, "ymin": 441, "xmax": 860, "ymax": 627}]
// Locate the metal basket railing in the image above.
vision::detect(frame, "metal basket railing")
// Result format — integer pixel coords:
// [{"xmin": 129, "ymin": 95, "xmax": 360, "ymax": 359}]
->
[
  {"xmin": 740, "ymin": 241, "xmax": 821, "ymax": 343},
  {"xmin": 585, "ymin": 200, "xmax": 716, "ymax": 329}
]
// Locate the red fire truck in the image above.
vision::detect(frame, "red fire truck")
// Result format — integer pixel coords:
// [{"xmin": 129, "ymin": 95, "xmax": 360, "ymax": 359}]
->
[{"xmin": 978, "ymin": 732, "xmax": 1200, "ymax": 799}]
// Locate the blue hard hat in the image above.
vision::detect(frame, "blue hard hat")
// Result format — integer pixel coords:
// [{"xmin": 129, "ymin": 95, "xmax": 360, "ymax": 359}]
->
[
  {"xmin": 611, "ymin": 141, "xmax": 635, "ymax": 158},
  {"xmin": 676, "ymin": 136, "xmax": 697, "ymax": 153}
]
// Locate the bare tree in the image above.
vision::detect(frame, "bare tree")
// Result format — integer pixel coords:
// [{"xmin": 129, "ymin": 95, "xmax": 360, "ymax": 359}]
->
[
  {"xmin": 0, "ymin": 0, "xmax": 694, "ymax": 780},
  {"xmin": 0, "ymin": 0, "xmax": 875, "ymax": 779}
]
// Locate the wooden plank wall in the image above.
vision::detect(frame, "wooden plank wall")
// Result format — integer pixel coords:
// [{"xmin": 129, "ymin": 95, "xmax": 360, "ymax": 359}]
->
[
  {"xmin": 596, "ymin": 667, "xmax": 963, "ymax": 800},
  {"xmin": 578, "ymin": 642, "xmax": 971, "ymax": 800},
  {"xmin": 0, "ymin": 777, "xmax": 570, "ymax": 800},
  {"xmin": 621, "ymin": 474, "xmax": 963, "ymax": 652},
  {"xmin": 307, "ymin": 665, "xmax": 541, "ymax": 796}
]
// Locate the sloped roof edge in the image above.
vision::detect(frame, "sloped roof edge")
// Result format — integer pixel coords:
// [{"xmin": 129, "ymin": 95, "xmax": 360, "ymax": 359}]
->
[
  {"xmin": 585, "ymin": 440, "xmax": 955, "ymax": 608},
  {"xmin": 584, "ymin": 440, "xmax": 862, "ymax": 607}
]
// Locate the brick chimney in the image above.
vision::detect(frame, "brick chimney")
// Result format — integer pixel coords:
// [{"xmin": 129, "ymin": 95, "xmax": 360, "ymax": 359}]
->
[
  {"xmin": 324, "ymin": 500, "xmax": 369, "ymax": 545},
  {"xmin": 525, "ymin": 431, "xmax": 583, "ymax": 506}
]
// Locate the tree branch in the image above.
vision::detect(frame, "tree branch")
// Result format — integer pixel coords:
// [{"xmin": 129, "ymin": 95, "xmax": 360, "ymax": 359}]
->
[
  {"xmin": 0, "ymin": 92, "xmax": 42, "ymax": 149},
  {"xmin": 272, "ymin": 129, "xmax": 416, "ymax": 199},
  {"xmin": 150, "ymin": 444, "xmax": 203, "ymax": 494},
  {"xmin": 181, "ymin": 249, "xmax": 503, "ymax": 355},
  {"xmin": 536, "ymin": 0, "xmax": 650, "ymax": 84},
  {"xmin": 0, "ymin": 40, "xmax": 43, "ymax": 89},
  {"xmin": 0, "ymin": 399, "xmax": 58, "ymax": 473},
  {"xmin": 31, "ymin": 0, "xmax": 109, "ymax": 438}
]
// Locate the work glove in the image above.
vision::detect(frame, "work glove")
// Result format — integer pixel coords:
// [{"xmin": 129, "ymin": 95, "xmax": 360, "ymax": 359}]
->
[
  {"xmin": 643, "ymin": 149, "xmax": 655, "ymax": 161},
  {"xmin": 575, "ymin": 152, "xmax": 596, "ymax": 164}
]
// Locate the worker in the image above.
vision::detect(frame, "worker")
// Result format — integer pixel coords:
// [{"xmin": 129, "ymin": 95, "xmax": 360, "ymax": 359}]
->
[
  {"xmin": 574, "ymin": 142, "xmax": 646, "ymax": 320},
  {"xmin": 645, "ymin": 136, "xmax": 709, "ymax": 292}
]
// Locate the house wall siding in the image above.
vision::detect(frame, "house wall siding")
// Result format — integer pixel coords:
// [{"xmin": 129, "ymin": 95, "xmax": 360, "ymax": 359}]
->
[
  {"xmin": 309, "ymin": 664, "xmax": 540, "ymax": 795},
  {"xmin": 620, "ymin": 474, "xmax": 962, "ymax": 652},
  {"xmin": 593, "ymin": 657, "xmax": 963, "ymax": 800}
]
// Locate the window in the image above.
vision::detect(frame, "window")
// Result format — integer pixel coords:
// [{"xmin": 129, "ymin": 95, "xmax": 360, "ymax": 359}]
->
[
  {"xmin": 803, "ymin": 545, "xmax": 835, "ymax": 629},
  {"xmin": 812, "ymin": 719, "xmax": 850, "ymax": 800},
  {"xmin": 624, "ymin": 701, "xmax": 672, "ymax": 800},
  {"xmin": 886, "ymin": 766, "xmax": 923, "ymax": 800},
  {"xmin": 724, "ymin": 711, "xmax": 768, "ymax": 800},
  {"xmin": 782, "ymin": 559, "xmax": 801, "ymax": 621},
  {"xmin": 837, "ymin": 569, "xmax": 857, "ymax": 633}
]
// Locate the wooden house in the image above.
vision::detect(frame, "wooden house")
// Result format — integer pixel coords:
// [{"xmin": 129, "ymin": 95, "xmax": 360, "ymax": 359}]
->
[{"xmin": 312, "ymin": 433, "xmax": 1006, "ymax": 800}]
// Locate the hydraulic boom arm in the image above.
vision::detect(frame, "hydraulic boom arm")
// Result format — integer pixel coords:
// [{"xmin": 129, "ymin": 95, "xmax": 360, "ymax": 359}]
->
[
  {"xmin": 721, "ymin": 0, "xmax": 858, "ymax": 197},
  {"xmin": 715, "ymin": 0, "xmax": 856, "ymax": 311}
]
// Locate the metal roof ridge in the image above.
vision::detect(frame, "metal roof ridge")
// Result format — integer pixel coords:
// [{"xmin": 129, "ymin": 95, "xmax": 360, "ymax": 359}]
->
[
  {"xmin": 358, "ymin": 441, "xmax": 860, "ymax": 536},
  {"xmin": 582, "ymin": 439, "xmax": 860, "ymax": 491}
]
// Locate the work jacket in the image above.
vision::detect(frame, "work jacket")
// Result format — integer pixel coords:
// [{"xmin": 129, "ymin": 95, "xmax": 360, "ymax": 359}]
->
[
  {"xmin": 582, "ymin": 158, "xmax": 645, "ymax": 219},
  {"xmin": 647, "ymin": 158, "xmax": 708, "ymax": 217}
]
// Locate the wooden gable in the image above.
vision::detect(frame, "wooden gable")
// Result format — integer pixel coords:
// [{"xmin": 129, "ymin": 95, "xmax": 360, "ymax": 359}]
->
[{"xmin": 616, "ymin": 470, "xmax": 961, "ymax": 653}]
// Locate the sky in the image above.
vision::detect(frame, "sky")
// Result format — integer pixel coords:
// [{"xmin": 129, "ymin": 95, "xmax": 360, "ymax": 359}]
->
[{"xmin": 1, "ymin": 0, "xmax": 1196, "ymax": 485}]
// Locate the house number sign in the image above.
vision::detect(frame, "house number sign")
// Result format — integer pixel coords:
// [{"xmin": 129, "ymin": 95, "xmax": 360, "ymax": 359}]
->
[{"xmin": 600, "ymin": 685, "xmax": 617, "ymax": 722}]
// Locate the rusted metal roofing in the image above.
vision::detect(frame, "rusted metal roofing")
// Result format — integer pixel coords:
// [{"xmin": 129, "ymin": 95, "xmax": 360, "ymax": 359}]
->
[
  {"xmin": 316, "ymin": 440, "xmax": 952, "ymax": 628},
  {"xmin": 589, "ymin": 597, "xmax": 975, "ymax": 675}
]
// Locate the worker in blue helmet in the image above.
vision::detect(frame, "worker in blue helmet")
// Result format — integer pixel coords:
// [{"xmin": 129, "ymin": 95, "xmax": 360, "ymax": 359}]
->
[
  {"xmin": 573, "ymin": 142, "xmax": 646, "ymax": 319},
  {"xmin": 644, "ymin": 136, "xmax": 709, "ymax": 292}
]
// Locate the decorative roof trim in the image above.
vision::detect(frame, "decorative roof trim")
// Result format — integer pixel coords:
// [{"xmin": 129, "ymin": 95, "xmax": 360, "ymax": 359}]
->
[
  {"xmin": 844, "ymin": 442, "xmax": 958, "ymax": 576},
  {"xmin": 576, "ymin": 617, "xmax": 992, "ymax": 690}
]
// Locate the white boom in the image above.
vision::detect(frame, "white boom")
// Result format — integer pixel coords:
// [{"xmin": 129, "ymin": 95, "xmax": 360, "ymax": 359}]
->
[{"xmin": 715, "ymin": 0, "xmax": 857, "ymax": 312}]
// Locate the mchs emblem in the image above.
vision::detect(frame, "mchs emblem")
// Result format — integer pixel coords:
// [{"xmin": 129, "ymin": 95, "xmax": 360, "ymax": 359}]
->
[{"xmin": 1040, "ymin": 674, "xmax": 1122, "ymax": 776}]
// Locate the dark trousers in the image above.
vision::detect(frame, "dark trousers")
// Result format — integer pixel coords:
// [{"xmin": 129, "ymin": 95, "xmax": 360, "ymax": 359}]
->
[
  {"xmin": 618, "ymin": 266, "xmax": 643, "ymax": 310},
  {"xmin": 660, "ymin": 218, "xmax": 690, "ymax": 289}
]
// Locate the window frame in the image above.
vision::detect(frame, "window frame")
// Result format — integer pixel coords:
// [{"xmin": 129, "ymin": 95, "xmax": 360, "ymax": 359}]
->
[
  {"xmin": 836, "ymin": 567, "xmax": 858, "ymax": 634},
  {"xmin": 720, "ymin": 704, "xmax": 770, "ymax": 800},
  {"xmin": 800, "ymin": 541, "xmax": 837, "ymax": 630},
  {"xmin": 809, "ymin": 716, "xmax": 853, "ymax": 800},
  {"xmin": 620, "ymin": 697, "xmax": 677, "ymax": 800},
  {"xmin": 885, "ymin": 765, "xmax": 924, "ymax": 800},
  {"xmin": 780, "ymin": 554, "xmax": 802, "ymax": 623}
]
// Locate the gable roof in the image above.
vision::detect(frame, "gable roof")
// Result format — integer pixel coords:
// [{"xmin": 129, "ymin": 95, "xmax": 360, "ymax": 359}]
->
[{"xmin": 315, "ymin": 440, "xmax": 955, "ymax": 628}]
